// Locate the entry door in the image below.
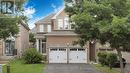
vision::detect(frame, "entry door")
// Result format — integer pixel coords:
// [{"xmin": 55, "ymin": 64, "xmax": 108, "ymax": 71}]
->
[
  {"xmin": 69, "ymin": 48, "xmax": 87, "ymax": 63},
  {"xmin": 49, "ymin": 48, "xmax": 67, "ymax": 63}
]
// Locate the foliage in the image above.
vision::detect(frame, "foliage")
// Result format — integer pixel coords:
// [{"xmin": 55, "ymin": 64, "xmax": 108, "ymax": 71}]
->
[
  {"xmin": 106, "ymin": 53, "xmax": 118, "ymax": 69},
  {"xmin": 97, "ymin": 52, "xmax": 107, "ymax": 66},
  {"xmin": 0, "ymin": 0, "xmax": 27, "ymax": 39},
  {"xmin": 98, "ymin": 52, "xmax": 118, "ymax": 69},
  {"xmin": 22, "ymin": 48, "xmax": 43, "ymax": 64},
  {"xmin": 65, "ymin": 0, "xmax": 130, "ymax": 73},
  {"xmin": 29, "ymin": 33, "xmax": 36, "ymax": 43},
  {"xmin": 0, "ymin": 17, "xmax": 19, "ymax": 39}
]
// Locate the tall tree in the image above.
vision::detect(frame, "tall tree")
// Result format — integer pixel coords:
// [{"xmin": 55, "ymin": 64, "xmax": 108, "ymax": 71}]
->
[
  {"xmin": 65, "ymin": 0, "xmax": 130, "ymax": 73},
  {"xmin": 0, "ymin": 0, "xmax": 27, "ymax": 39}
]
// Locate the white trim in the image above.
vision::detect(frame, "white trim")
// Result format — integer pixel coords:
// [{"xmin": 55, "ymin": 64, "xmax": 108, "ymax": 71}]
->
[{"xmin": 51, "ymin": 7, "xmax": 65, "ymax": 19}]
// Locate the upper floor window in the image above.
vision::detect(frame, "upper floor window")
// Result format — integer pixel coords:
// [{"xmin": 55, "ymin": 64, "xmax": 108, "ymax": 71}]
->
[
  {"xmin": 64, "ymin": 16, "xmax": 70, "ymax": 29},
  {"xmin": 39, "ymin": 25, "xmax": 44, "ymax": 32},
  {"xmin": 47, "ymin": 25, "xmax": 51, "ymax": 32},
  {"xmin": 58, "ymin": 19, "xmax": 63, "ymax": 29},
  {"xmin": 57, "ymin": 16, "xmax": 72, "ymax": 30}
]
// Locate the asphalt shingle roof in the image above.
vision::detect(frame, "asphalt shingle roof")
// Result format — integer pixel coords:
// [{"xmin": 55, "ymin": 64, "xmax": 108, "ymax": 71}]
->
[{"xmin": 35, "ymin": 13, "xmax": 55, "ymax": 24}]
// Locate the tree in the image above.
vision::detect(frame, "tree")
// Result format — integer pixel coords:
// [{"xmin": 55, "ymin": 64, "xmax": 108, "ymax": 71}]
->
[
  {"xmin": 29, "ymin": 33, "xmax": 36, "ymax": 45},
  {"xmin": 65, "ymin": 0, "xmax": 130, "ymax": 73},
  {"xmin": 0, "ymin": 0, "xmax": 27, "ymax": 39}
]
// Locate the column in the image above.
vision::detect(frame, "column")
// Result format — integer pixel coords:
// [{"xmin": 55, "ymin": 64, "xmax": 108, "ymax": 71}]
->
[
  {"xmin": 36, "ymin": 39, "xmax": 39, "ymax": 51},
  {"xmin": 40, "ymin": 39, "xmax": 42, "ymax": 54}
]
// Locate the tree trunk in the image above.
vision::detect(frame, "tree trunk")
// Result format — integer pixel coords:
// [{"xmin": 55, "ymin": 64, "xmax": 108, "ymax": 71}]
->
[{"xmin": 116, "ymin": 48, "xmax": 124, "ymax": 73}]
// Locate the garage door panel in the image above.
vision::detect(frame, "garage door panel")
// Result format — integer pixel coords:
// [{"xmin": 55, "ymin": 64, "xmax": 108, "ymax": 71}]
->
[
  {"xmin": 69, "ymin": 48, "xmax": 87, "ymax": 63},
  {"xmin": 49, "ymin": 48, "xmax": 67, "ymax": 63}
]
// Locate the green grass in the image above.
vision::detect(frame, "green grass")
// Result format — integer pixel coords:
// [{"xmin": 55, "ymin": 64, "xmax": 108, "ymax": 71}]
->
[
  {"xmin": 92, "ymin": 64, "xmax": 120, "ymax": 73},
  {"xmin": 2, "ymin": 59, "xmax": 45, "ymax": 73}
]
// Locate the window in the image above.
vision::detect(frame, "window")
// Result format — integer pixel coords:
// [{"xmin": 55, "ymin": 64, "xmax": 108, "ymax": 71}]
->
[
  {"xmin": 5, "ymin": 40, "xmax": 15, "ymax": 56},
  {"xmin": 50, "ymin": 48, "xmax": 57, "ymax": 51},
  {"xmin": 70, "ymin": 48, "xmax": 77, "ymax": 51},
  {"xmin": 47, "ymin": 25, "xmax": 51, "ymax": 32},
  {"xmin": 59, "ymin": 48, "xmax": 66, "ymax": 51},
  {"xmin": 39, "ymin": 25, "xmax": 44, "ymax": 32},
  {"xmin": 78, "ymin": 48, "xmax": 85, "ymax": 51},
  {"xmin": 58, "ymin": 19, "xmax": 63, "ymax": 29},
  {"xmin": 64, "ymin": 16, "xmax": 69, "ymax": 29}
]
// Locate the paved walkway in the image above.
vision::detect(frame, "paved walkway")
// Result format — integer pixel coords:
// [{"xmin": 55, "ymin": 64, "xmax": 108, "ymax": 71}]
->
[{"xmin": 43, "ymin": 64, "xmax": 101, "ymax": 73}]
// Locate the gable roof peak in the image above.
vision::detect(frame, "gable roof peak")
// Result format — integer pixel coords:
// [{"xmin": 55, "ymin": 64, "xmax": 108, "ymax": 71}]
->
[{"xmin": 51, "ymin": 7, "xmax": 65, "ymax": 19}]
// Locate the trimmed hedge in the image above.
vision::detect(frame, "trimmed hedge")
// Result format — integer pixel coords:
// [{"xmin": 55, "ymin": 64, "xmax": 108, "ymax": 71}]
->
[{"xmin": 22, "ymin": 48, "xmax": 43, "ymax": 64}]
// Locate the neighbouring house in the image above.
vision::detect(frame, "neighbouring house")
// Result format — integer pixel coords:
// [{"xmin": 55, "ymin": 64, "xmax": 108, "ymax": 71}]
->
[
  {"xmin": 96, "ymin": 43, "xmax": 130, "ymax": 63},
  {"xmin": 0, "ymin": 20, "xmax": 30, "ymax": 60}
]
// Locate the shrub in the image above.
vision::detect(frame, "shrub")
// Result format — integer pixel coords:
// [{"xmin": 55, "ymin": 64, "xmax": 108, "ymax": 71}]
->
[
  {"xmin": 106, "ymin": 53, "xmax": 118, "ymax": 69},
  {"xmin": 22, "ymin": 48, "xmax": 43, "ymax": 64},
  {"xmin": 97, "ymin": 52, "xmax": 107, "ymax": 66}
]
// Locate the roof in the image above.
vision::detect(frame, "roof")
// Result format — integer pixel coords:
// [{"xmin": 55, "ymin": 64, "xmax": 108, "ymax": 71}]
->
[
  {"xmin": 30, "ymin": 27, "xmax": 36, "ymax": 34},
  {"xmin": 20, "ymin": 20, "xmax": 30, "ymax": 30},
  {"xmin": 51, "ymin": 7, "xmax": 65, "ymax": 19},
  {"xmin": 35, "ymin": 13, "xmax": 56, "ymax": 24},
  {"xmin": 44, "ymin": 30, "xmax": 77, "ymax": 36}
]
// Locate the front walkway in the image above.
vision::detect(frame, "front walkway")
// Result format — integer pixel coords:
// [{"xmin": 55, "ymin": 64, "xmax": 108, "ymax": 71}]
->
[{"xmin": 43, "ymin": 64, "xmax": 101, "ymax": 73}]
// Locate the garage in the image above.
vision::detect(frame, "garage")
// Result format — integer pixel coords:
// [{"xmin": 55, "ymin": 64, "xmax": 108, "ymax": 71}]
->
[
  {"xmin": 49, "ymin": 48, "xmax": 67, "ymax": 63},
  {"xmin": 69, "ymin": 48, "xmax": 87, "ymax": 63}
]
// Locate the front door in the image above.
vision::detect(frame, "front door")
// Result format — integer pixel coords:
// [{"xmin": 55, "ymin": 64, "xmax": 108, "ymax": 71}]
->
[{"xmin": 5, "ymin": 40, "xmax": 15, "ymax": 56}]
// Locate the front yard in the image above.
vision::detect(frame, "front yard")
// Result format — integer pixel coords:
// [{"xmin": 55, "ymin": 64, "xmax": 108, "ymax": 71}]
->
[
  {"xmin": 92, "ymin": 64, "xmax": 120, "ymax": 73},
  {"xmin": 2, "ymin": 59, "xmax": 45, "ymax": 73}
]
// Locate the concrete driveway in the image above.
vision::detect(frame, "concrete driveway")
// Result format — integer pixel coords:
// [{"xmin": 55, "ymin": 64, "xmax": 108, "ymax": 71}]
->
[
  {"xmin": 125, "ymin": 64, "xmax": 130, "ymax": 73},
  {"xmin": 43, "ymin": 64, "xmax": 101, "ymax": 73}
]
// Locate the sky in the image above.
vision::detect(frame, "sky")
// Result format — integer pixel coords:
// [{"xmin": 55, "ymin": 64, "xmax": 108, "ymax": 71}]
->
[{"xmin": 24, "ymin": 0, "xmax": 64, "ymax": 29}]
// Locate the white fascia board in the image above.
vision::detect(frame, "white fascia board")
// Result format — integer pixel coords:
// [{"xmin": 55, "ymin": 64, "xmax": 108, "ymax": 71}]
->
[{"xmin": 51, "ymin": 7, "xmax": 65, "ymax": 19}]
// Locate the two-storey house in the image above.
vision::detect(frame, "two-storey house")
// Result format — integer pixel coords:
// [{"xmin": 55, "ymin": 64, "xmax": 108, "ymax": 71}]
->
[{"xmin": 35, "ymin": 8, "xmax": 97, "ymax": 63}]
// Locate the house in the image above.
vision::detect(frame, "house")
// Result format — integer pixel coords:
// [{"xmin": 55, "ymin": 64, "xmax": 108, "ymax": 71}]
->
[
  {"xmin": 0, "ymin": 20, "xmax": 30, "ymax": 60},
  {"xmin": 35, "ymin": 8, "xmax": 97, "ymax": 63},
  {"xmin": 96, "ymin": 43, "xmax": 130, "ymax": 63},
  {"xmin": 35, "ymin": 7, "xmax": 130, "ymax": 63}
]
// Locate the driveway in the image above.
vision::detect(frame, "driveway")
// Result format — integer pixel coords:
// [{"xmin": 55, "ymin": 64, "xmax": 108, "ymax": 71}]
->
[
  {"xmin": 43, "ymin": 64, "xmax": 101, "ymax": 73},
  {"xmin": 125, "ymin": 64, "xmax": 130, "ymax": 73}
]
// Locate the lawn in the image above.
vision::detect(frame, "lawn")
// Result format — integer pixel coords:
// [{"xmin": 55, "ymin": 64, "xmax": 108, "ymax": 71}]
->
[
  {"xmin": 92, "ymin": 64, "xmax": 120, "ymax": 73},
  {"xmin": 2, "ymin": 59, "xmax": 45, "ymax": 73}
]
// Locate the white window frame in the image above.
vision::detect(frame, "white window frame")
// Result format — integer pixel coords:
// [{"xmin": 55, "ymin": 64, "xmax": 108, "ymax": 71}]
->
[
  {"xmin": 64, "ymin": 16, "xmax": 70, "ymax": 29},
  {"xmin": 58, "ymin": 19, "xmax": 63, "ymax": 29},
  {"xmin": 39, "ymin": 25, "xmax": 44, "ymax": 32},
  {"xmin": 47, "ymin": 25, "xmax": 51, "ymax": 32}
]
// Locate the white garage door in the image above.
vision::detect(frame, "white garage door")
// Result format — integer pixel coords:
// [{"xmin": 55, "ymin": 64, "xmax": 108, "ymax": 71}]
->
[
  {"xmin": 49, "ymin": 48, "xmax": 67, "ymax": 63},
  {"xmin": 69, "ymin": 48, "xmax": 87, "ymax": 63}
]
